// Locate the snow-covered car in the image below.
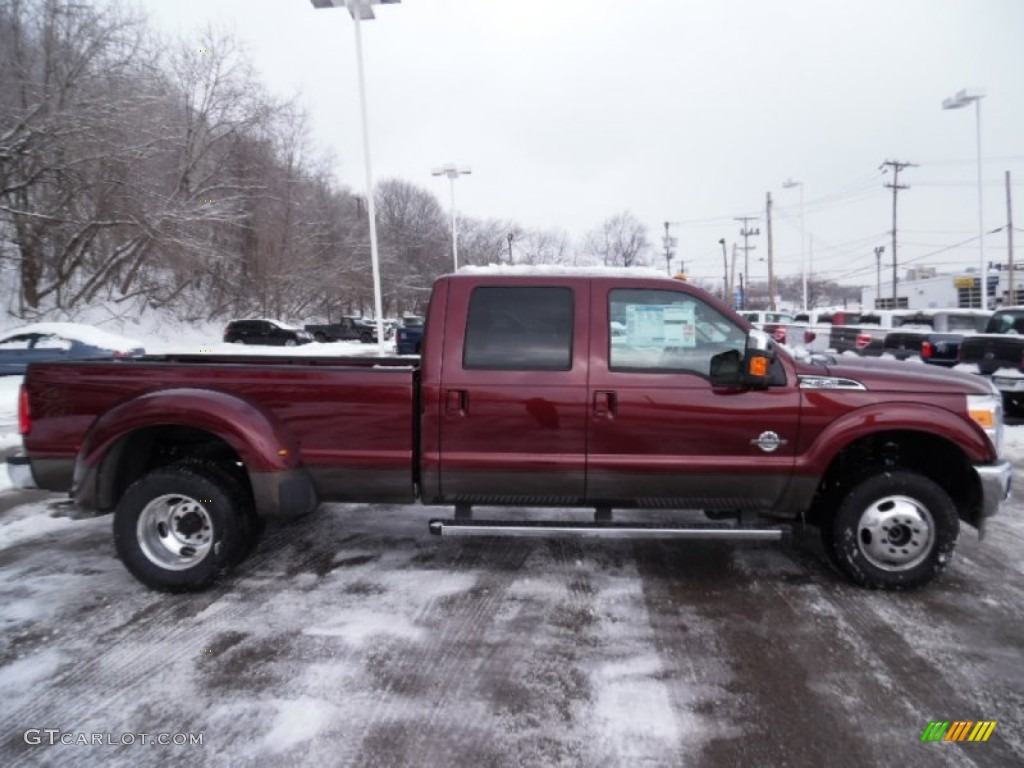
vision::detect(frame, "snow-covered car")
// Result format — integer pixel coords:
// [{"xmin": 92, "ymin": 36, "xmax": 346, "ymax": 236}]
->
[{"xmin": 0, "ymin": 322, "xmax": 145, "ymax": 375}]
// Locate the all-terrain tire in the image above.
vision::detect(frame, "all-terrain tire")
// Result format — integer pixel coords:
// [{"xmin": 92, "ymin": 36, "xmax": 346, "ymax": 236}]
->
[{"xmin": 824, "ymin": 470, "xmax": 959, "ymax": 590}]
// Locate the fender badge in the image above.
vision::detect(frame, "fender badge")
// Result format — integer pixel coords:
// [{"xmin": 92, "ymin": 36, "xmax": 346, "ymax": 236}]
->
[{"xmin": 752, "ymin": 431, "xmax": 787, "ymax": 453}]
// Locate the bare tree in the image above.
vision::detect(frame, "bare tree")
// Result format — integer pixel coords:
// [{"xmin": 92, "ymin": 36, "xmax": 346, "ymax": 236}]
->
[{"xmin": 582, "ymin": 210, "xmax": 651, "ymax": 268}]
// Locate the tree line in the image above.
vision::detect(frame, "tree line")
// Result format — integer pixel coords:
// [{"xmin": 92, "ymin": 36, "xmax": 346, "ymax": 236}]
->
[{"xmin": 0, "ymin": 0, "xmax": 660, "ymax": 325}]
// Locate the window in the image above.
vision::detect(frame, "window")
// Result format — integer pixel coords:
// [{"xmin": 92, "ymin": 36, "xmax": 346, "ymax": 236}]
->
[
  {"xmin": 463, "ymin": 286, "xmax": 574, "ymax": 370},
  {"xmin": 609, "ymin": 288, "xmax": 746, "ymax": 376}
]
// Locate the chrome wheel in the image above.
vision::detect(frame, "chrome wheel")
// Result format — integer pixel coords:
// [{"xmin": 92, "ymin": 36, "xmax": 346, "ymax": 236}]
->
[
  {"xmin": 136, "ymin": 494, "xmax": 215, "ymax": 571},
  {"xmin": 855, "ymin": 494, "xmax": 934, "ymax": 572}
]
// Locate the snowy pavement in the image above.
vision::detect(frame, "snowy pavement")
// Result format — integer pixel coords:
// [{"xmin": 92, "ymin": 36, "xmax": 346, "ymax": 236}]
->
[{"xmin": 0, "ymin": 465, "xmax": 1023, "ymax": 766}]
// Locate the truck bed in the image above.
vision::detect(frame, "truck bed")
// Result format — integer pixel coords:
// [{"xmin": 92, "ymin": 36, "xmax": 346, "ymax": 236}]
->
[{"xmin": 21, "ymin": 353, "xmax": 420, "ymax": 505}]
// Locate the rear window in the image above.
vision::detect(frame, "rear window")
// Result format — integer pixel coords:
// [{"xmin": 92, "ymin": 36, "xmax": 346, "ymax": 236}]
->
[{"xmin": 463, "ymin": 286, "xmax": 574, "ymax": 370}]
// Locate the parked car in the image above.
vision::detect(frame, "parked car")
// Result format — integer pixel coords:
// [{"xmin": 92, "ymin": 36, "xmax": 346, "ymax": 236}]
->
[
  {"xmin": 223, "ymin": 319, "xmax": 313, "ymax": 346},
  {"xmin": 882, "ymin": 310, "xmax": 991, "ymax": 367},
  {"xmin": 829, "ymin": 310, "xmax": 911, "ymax": 356},
  {"xmin": 779, "ymin": 308, "xmax": 861, "ymax": 353},
  {"xmin": 304, "ymin": 317, "xmax": 379, "ymax": 343},
  {"xmin": 0, "ymin": 322, "xmax": 145, "ymax": 375},
  {"xmin": 740, "ymin": 311, "xmax": 794, "ymax": 344},
  {"xmin": 394, "ymin": 315, "xmax": 425, "ymax": 355},
  {"xmin": 957, "ymin": 306, "xmax": 1024, "ymax": 414}
]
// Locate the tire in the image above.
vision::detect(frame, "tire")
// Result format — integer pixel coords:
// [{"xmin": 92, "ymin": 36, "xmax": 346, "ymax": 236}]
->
[
  {"xmin": 823, "ymin": 470, "xmax": 958, "ymax": 590},
  {"xmin": 172, "ymin": 460, "xmax": 263, "ymax": 565},
  {"xmin": 314, "ymin": 332, "xmax": 327, "ymax": 343},
  {"xmin": 113, "ymin": 465, "xmax": 250, "ymax": 592},
  {"xmin": 359, "ymin": 332, "xmax": 372, "ymax": 344},
  {"xmin": 285, "ymin": 338, "xmax": 297, "ymax": 347}
]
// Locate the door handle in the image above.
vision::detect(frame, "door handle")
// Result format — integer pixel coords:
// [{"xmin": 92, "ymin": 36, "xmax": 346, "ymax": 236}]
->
[
  {"xmin": 593, "ymin": 390, "xmax": 617, "ymax": 418},
  {"xmin": 445, "ymin": 389, "xmax": 468, "ymax": 417}
]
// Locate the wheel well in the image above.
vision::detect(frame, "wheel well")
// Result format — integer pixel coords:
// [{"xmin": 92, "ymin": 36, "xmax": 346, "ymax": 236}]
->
[
  {"xmin": 808, "ymin": 430, "xmax": 982, "ymax": 528},
  {"xmin": 98, "ymin": 426, "xmax": 251, "ymax": 511}
]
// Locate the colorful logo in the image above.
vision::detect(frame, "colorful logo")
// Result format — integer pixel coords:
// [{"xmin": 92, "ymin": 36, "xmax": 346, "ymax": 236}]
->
[{"xmin": 921, "ymin": 721, "xmax": 997, "ymax": 742}]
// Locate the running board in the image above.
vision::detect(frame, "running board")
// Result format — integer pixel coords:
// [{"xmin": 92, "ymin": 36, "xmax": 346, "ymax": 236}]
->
[{"xmin": 428, "ymin": 518, "xmax": 786, "ymax": 541}]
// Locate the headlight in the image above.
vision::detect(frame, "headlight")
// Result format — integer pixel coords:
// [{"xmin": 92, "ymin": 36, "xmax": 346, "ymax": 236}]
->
[{"xmin": 967, "ymin": 393, "xmax": 1004, "ymax": 457}]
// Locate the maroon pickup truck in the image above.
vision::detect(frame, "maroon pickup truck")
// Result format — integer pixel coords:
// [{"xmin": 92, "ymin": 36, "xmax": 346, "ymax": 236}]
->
[{"xmin": 7, "ymin": 272, "xmax": 1012, "ymax": 592}]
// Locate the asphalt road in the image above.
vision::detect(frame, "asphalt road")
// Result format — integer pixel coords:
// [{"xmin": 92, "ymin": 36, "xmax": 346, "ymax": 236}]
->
[{"xmin": 0, "ymin": 487, "xmax": 1022, "ymax": 767}]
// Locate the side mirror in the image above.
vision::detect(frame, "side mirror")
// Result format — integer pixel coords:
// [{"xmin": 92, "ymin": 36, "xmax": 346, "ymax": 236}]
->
[
  {"xmin": 710, "ymin": 349, "xmax": 742, "ymax": 386},
  {"xmin": 710, "ymin": 329, "xmax": 775, "ymax": 389}
]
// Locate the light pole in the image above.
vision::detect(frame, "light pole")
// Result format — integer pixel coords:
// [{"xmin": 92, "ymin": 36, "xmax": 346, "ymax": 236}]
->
[
  {"xmin": 782, "ymin": 178, "xmax": 806, "ymax": 311},
  {"xmin": 309, "ymin": 0, "xmax": 401, "ymax": 350},
  {"xmin": 718, "ymin": 238, "xmax": 728, "ymax": 302},
  {"xmin": 432, "ymin": 163, "xmax": 472, "ymax": 271},
  {"xmin": 943, "ymin": 88, "xmax": 987, "ymax": 309},
  {"xmin": 874, "ymin": 246, "xmax": 885, "ymax": 308}
]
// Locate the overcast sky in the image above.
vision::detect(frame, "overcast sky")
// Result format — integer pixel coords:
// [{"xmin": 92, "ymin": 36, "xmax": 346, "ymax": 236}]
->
[{"xmin": 115, "ymin": 0, "xmax": 1024, "ymax": 290}]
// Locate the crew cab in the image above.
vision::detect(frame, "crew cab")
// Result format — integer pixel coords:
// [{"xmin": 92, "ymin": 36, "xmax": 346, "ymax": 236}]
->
[{"xmin": 8, "ymin": 271, "xmax": 1011, "ymax": 593}]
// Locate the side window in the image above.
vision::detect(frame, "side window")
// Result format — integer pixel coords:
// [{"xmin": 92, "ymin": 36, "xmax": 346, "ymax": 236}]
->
[
  {"xmin": 609, "ymin": 288, "xmax": 745, "ymax": 376},
  {"xmin": 463, "ymin": 286, "xmax": 574, "ymax": 371},
  {"xmin": 0, "ymin": 334, "xmax": 38, "ymax": 350}
]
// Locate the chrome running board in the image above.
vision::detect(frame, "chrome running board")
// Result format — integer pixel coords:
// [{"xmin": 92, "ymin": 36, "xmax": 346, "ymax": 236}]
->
[{"xmin": 428, "ymin": 519, "xmax": 785, "ymax": 541}]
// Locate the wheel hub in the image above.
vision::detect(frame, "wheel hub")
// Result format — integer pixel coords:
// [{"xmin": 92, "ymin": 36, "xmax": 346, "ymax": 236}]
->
[
  {"xmin": 856, "ymin": 495, "xmax": 934, "ymax": 572},
  {"xmin": 137, "ymin": 494, "xmax": 214, "ymax": 571}
]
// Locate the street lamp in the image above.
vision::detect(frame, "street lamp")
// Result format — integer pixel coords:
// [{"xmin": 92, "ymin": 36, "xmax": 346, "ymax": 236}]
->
[
  {"xmin": 943, "ymin": 88, "xmax": 987, "ymax": 309},
  {"xmin": 718, "ymin": 238, "xmax": 728, "ymax": 303},
  {"xmin": 309, "ymin": 0, "xmax": 401, "ymax": 350},
  {"xmin": 432, "ymin": 163, "xmax": 472, "ymax": 271},
  {"xmin": 782, "ymin": 178, "xmax": 806, "ymax": 311}
]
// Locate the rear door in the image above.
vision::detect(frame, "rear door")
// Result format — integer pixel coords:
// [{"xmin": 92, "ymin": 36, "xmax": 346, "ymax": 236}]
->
[
  {"xmin": 586, "ymin": 281, "xmax": 801, "ymax": 511},
  {"xmin": 435, "ymin": 280, "xmax": 590, "ymax": 504}
]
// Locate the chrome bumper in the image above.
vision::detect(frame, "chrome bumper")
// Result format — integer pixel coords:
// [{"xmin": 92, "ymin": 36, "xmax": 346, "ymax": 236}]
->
[
  {"xmin": 5, "ymin": 455, "xmax": 37, "ymax": 490},
  {"xmin": 975, "ymin": 459, "xmax": 1012, "ymax": 520}
]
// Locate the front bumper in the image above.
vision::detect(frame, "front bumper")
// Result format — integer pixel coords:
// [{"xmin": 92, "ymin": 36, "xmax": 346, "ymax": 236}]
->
[
  {"xmin": 5, "ymin": 455, "xmax": 36, "ymax": 490},
  {"xmin": 975, "ymin": 459, "xmax": 1012, "ymax": 520}
]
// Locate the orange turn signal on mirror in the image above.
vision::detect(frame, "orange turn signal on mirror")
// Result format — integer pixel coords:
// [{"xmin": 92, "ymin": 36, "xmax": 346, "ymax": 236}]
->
[{"xmin": 748, "ymin": 357, "xmax": 769, "ymax": 377}]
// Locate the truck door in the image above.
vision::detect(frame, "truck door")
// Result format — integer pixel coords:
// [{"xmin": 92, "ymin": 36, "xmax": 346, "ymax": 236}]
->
[
  {"xmin": 433, "ymin": 281, "xmax": 589, "ymax": 504},
  {"xmin": 586, "ymin": 282, "xmax": 800, "ymax": 511}
]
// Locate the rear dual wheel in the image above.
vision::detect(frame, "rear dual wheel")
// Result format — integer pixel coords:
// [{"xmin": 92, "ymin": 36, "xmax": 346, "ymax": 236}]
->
[
  {"xmin": 114, "ymin": 463, "xmax": 261, "ymax": 592},
  {"xmin": 822, "ymin": 470, "xmax": 958, "ymax": 589}
]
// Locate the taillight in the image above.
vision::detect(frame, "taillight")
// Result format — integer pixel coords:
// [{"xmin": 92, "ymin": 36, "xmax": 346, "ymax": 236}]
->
[
  {"xmin": 856, "ymin": 333, "xmax": 871, "ymax": 349},
  {"xmin": 804, "ymin": 330, "xmax": 816, "ymax": 344},
  {"xmin": 18, "ymin": 385, "xmax": 30, "ymax": 435},
  {"xmin": 772, "ymin": 326, "xmax": 787, "ymax": 343},
  {"xmin": 922, "ymin": 341, "xmax": 933, "ymax": 359}
]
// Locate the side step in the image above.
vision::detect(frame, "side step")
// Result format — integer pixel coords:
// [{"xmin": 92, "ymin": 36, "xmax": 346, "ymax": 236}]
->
[{"xmin": 428, "ymin": 518, "xmax": 786, "ymax": 541}]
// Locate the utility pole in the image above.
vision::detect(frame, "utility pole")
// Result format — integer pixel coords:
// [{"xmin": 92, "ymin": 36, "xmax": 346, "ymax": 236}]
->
[
  {"xmin": 662, "ymin": 221, "xmax": 681, "ymax": 276},
  {"xmin": 734, "ymin": 216, "xmax": 760, "ymax": 309},
  {"xmin": 730, "ymin": 242, "xmax": 738, "ymax": 307},
  {"xmin": 881, "ymin": 159, "xmax": 916, "ymax": 308},
  {"xmin": 874, "ymin": 246, "xmax": 885, "ymax": 309},
  {"xmin": 765, "ymin": 192, "xmax": 775, "ymax": 310},
  {"xmin": 1008, "ymin": 171, "xmax": 1016, "ymax": 304}
]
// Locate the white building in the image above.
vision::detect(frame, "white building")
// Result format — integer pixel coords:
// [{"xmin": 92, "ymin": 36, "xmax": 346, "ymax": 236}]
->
[{"xmin": 860, "ymin": 269, "xmax": 1022, "ymax": 311}]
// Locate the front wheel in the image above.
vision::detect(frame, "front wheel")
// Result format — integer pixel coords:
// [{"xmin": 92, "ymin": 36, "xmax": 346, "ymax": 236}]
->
[
  {"xmin": 113, "ymin": 465, "xmax": 249, "ymax": 591},
  {"xmin": 359, "ymin": 332, "xmax": 372, "ymax": 344},
  {"xmin": 823, "ymin": 470, "xmax": 959, "ymax": 590}
]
